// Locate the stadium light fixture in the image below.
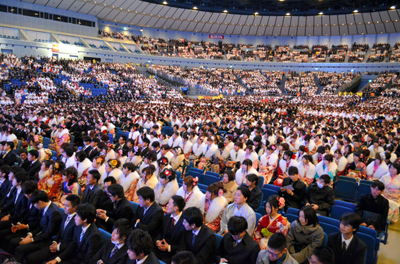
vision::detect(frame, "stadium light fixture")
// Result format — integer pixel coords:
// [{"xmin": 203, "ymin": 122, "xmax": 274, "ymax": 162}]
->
[
  {"xmin": 353, "ymin": 10, "xmax": 358, "ymax": 13},
  {"xmin": 319, "ymin": 12, "xmax": 323, "ymax": 15},
  {"xmin": 286, "ymin": 13, "xmax": 290, "ymax": 16},
  {"xmin": 163, "ymin": 1, "xmax": 168, "ymax": 4},
  {"xmin": 390, "ymin": 6, "xmax": 395, "ymax": 9},
  {"xmin": 223, "ymin": 10, "xmax": 228, "ymax": 13},
  {"xmin": 254, "ymin": 12, "xmax": 259, "ymax": 15},
  {"xmin": 193, "ymin": 6, "xmax": 198, "ymax": 10}
]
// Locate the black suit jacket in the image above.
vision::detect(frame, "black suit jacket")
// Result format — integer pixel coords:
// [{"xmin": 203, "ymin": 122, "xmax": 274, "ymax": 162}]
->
[
  {"xmin": 88, "ymin": 148, "xmax": 99, "ymax": 161},
  {"xmin": 26, "ymin": 160, "xmax": 42, "ymax": 181},
  {"xmin": 178, "ymin": 224, "xmax": 216, "ymax": 264},
  {"xmin": 17, "ymin": 204, "xmax": 41, "ymax": 227},
  {"xmin": 247, "ymin": 186, "xmax": 262, "ymax": 211},
  {"xmin": 31, "ymin": 202, "xmax": 63, "ymax": 243},
  {"xmin": 83, "ymin": 146, "xmax": 93, "ymax": 157},
  {"xmin": 102, "ymin": 197, "xmax": 134, "ymax": 232},
  {"xmin": 155, "ymin": 214, "xmax": 185, "ymax": 262},
  {"xmin": 59, "ymin": 223, "xmax": 103, "ymax": 264},
  {"xmin": 54, "ymin": 213, "xmax": 76, "ymax": 244},
  {"xmin": 0, "ymin": 186, "xmax": 16, "ymax": 211},
  {"xmin": 279, "ymin": 178, "xmax": 306, "ymax": 209},
  {"xmin": 8, "ymin": 190, "xmax": 28, "ymax": 222},
  {"xmin": 89, "ymin": 240, "xmax": 128, "ymax": 264},
  {"xmin": 115, "ymin": 143, "xmax": 129, "ymax": 152},
  {"xmin": 1, "ymin": 151, "xmax": 17, "ymax": 166},
  {"xmin": 81, "ymin": 183, "xmax": 103, "ymax": 208},
  {"xmin": 218, "ymin": 232, "xmax": 260, "ymax": 264},
  {"xmin": 327, "ymin": 232, "xmax": 367, "ymax": 264},
  {"xmin": 20, "ymin": 159, "xmax": 30, "ymax": 171},
  {"xmin": 132, "ymin": 202, "xmax": 164, "ymax": 240},
  {"xmin": 0, "ymin": 179, "xmax": 11, "ymax": 202}
]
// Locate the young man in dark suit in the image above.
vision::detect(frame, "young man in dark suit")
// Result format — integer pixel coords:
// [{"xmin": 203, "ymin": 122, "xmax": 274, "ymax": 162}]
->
[
  {"xmin": 278, "ymin": 166, "xmax": 306, "ymax": 211},
  {"xmin": 327, "ymin": 213, "xmax": 367, "ymax": 264},
  {"xmin": 81, "ymin": 170, "xmax": 104, "ymax": 209},
  {"xmin": 24, "ymin": 194, "xmax": 80, "ymax": 264},
  {"xmin": 13, "ymin": 190, "xmax": 63, "ymax": 262},
  {"xmin": 155, "ymin": 195, "xmax": 186, "ymax": 263},
  {"xmin": 89, "ymin": 218, "xmax": 131, "ymax": 264},
  {"xmin": 132, "ymin": 186, "xmax": 164, "ymax": 240},
  {"xmin": 0, "ymin": 165, "xmax": 12, "ymax": 204},
  {"xmin": 178, "ymin": 207, "xmax": 216, "ymax": 264},
  {"xmin": 26, "ymin": 149, "xmax": 42, "ymax": 181},
  {"xmin": 82, "ymin": 136, "xmax": 93, "ymax": 157},
  {"xmin": 96, "ymin": 184, "xmax": 134, "ymax": 233},
  {"xmin": 88, "ymin": 138, "xmax": 100, "ymax": 161},
  {"xmin": 46, "ymin": 203, "xmax": 103, "ymax": 264},
  {"xmin": 0, "ymin": 142, "xmax": 16, "ymax": 166},
  {"xmin": 218, "ymin": 216, "xmax": 260, "ymax": 264},
  {"xmin": 127, "ymin": 229, "xmax": 160, "ymax": 264}
]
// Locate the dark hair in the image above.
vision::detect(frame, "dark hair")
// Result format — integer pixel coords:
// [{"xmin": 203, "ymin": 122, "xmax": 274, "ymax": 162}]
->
[
  {"xmin": 54, "ymin": 161, "xmax": 65, "ymax": 173},
  {"xmin": 88, "ymin": 170, "xmax": 101, "ymax": 183},
  {"xmin": 390, "ymin": 162, "xmax": 400, "ymax": 174},
  {"xmin": 227, "ymin": 216, "xmax": 248, "ymax": 235},
  {"xmin": 5, "ymin": 141, "xmax": 14, "ymax": 150},
  {"xmin": 113, "ymin": 218, "xmax": 132, "ymax": 241},
  {"xmin": 62, "ymin": 167, "xmax": 78, "ymax": 186},
  {"xmin": 246, "ymin": 174, "xmax": 259, "ymax": 185},
  {"xmin": 323, "ymin": 154, "xmax": 334, "ymax": 162},
  {"xmin": 206, "ymin": 182, "xmax": 225, "ymax": 196},
  {"xmin": 183, "ymin": 176, "xmax": 196, "ymax": 188},
  {"xmin": 22, "ymin": 180, "xmax": 38, "ymax": 195},
  {"xmin": 108, "ymin": 184, "xmax": 124, "ymax": 198},
  {"xmin": 299, "ymin": 206, "xmax": 319, "ymax": 227},
  {"xmin": 268, "ymin": 233, "xmax": 287, "ymax": 251},
  {"xmin": 123, "ymin": 162, "xmax": 136, "ymax": 172},
  {"xmin": 29, "ymin": 190, "xmax": 50, "ymax": 204},
  {"xmin": 266, "ymin": 195, "xmax": 280, "ymax": 211},
  {"xmin": 171, "ymin": 195, "xmax": 185, "ymax": 212},
  {"xmin": 104, "ymin": 176, "xmax": 117, "ymax": 185},
  {"xmin": 66, "ymin": 194, "xmax": 81, "ymax": 207},
  {"xmin": 236, "ymin": 185, "xmax": 251, "ymax": 200},
  {"xmin": 120, "ymin": 135, "xmax": 127, "ymax": 142},
  {"xmin": 182, "ymin": 207, "xmax": 203, "ymax": 227},
  {"xmin": 14, "ymin": 171, "xmax": 28, "ymax": 184},
  {"xmin": 319, "ymin": 174, "xmax": 331, "ymax": 184},
  {"xmin": 288, "ymin": 166, "xmax": 299, "ymax": 176},
  {"xmin": 28, "ymin": 149, "xmax": 39, "ymax": 158},
  {"xmin": 136, "ymin": 186, "xmax": 155, "ymax": 202},
  {"xmin": 312, "ymin": 247, "xmax": 335, "ymax": 264},
  {"xmin": 75, "ymin": 203, "xmax": 96, "ymax": 224},
  {"xmin": 76, "ymin": 151, "xmax": 87, "ymax": 162},
  {"xmin": 127, "ymin": 229, "xmax": 154, "ymax": 256},
  {"xmin": 159, "ymin": 168, "xmax": 176, "ymax": 181},
  {"xmin": 371, "ymin": 180, "xmax": 385, "ymax": 191},
  {"xmin": 242, "ymin": 159, "xmax": 253, "ymax": 167},
  {"xmin": 224, "ymin": 171, "xmax": 235, "ymax": 182},
  {"xmin": 302, "ymin": 155, "xmax": 313, "ymax": 163},
  {"xmin": 64, "ymin": 147, "xmax": 74, "ymax": 158},
  {"xmin": 0, "ymin": 165, "xmax": 10, "ymax": 176},
  {"xmin": 340, "ymin": 213, "xmax": 361, "ymax": 234},
  {"xmin": 171, "ymin": 251, "xmax": 196, "ymax": 264}
]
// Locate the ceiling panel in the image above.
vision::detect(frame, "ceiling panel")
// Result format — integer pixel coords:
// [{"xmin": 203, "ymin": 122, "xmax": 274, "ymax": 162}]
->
[
  {"xmin": 276, "ymin": 16, "xmax": 284, "ymax": 26},
  {"xmin": 356, "ymin": 24, "xmax": 366, "ymax": 34},
  {"xmin": 78, "ymin": 3, "xmax": 95, "ymax": 14},
  {"xmin": 331, "ymin": 25, "xmax": 339, "ymax": 35},
  {"xmin": 375, "ymin": 23, "xmax": 385, "ymax": 33},
  {"xmin": 112, "ymin": 0, "xmax": 126, "ymax": 8},
  {"xmin": 379, "ymin": 11, "xmax": 390, "ymax": 22},
  {"xmin": 146, "ymin": 16, "xmax": 160, "ymax": 27},
  {"xmin": 103, "ymin": 0, "xmax": 115, "ymax": 5},
  {"xmin": 162, "ymin": 19, "xmax": 174, "ymax": 29},
  {"xmin": 120, "ymin": 0, "xmax": 133, "ymax": 9},
  {"xmin": 306, "ymin": 16, "xmax": 313, "ymax": 26},
  {"xmin": 268, "ymin": 16, "xmax": 276, "ymax": 26},
  {"xmin": 371, "ymin": 12, "xmax": 382, "ymax": 23},
  {"xmin": 249, "ymin": 26, "xmax": 258, "ymax": 35},
  {"xmin": 178, "ymin": 21, "xmax": 190, "ymax": 31},
  {"xmin": 142, "ymin": 3, "xmax": 157, "ymax": 15},
  {"xmin": 225, "ymin": 25, "xmax": 235, "ymax": 34},
  {"xmin": 179, "ymin": 10, "xmax": 192, "ymax": 21},
  {"xmin": 346, "ymin": 14, "xmax": 355, "ymax": 25},
  {"xmin": 260, "ymin": 16, "xmax": 269, "ymax": 26},
  {"xmin": 314, "ymin": 16, "xmax": 321, "ymax": 27},
  {"xmin": 338, "ymin": 15, "xmax": 346, "ymax": 25},
  {"xmin": 135, "ymin": 2, "xmax": 149, "ymax": 13},
  {"xmin": 233, "ymin": 25, "xmax": 243, "ymax": 35},
  {"xmin": 291, "ymin": 17, "xmax": 299, "ymax": 26},
  {"xmin": 131, "ymin": 14, "xmax": 145, "ymax": 25},
  {"xmin": 314, "ymin": 25, "xmax": 321, "ymax": 36},
  {"xmin": 139, "ymin": 15, "xmax": 152, "ymax": 26},
  {"xmin": 201, "ymin": 12, "xmax": 211, "ymax": 23},
  {"xmin": 154, "ymin": 17, "xmax": 167, "ymax": 28},
  {"xmin": 159, "ymin": 6, "xmax": 173, "ymax": 17},
  {"xmin": 170, "ymin": 20, "xmax": 183, "ymax": 30},
  {"xmin": 388, "ymin": 10, "xmax": 400, "ymax": 21},
  {"xmin": 394, "ymin": 20, "xmax": 400, "ymax": 32},
  {"xmin": 216, "ymin": 24, "xmax": 228, "ymax": 34},
  {"xmin": 330, "ymin": 15, "xmax": 338, "ymax": 25},
  {"xmin": 256, "ymin": 26, "xmax": 266, "ymax": 35},
  {"xmin": 384, "ymin": 22, "xmax": 396, "ymax": 33},
  {"xmin": 322, "ymin": 25, "xmax": 330, "ymax": 36},
  {"xmin": 57, "ymin": 0, "xmax": 73, "ymax": 10},
  {"xmin": 194, "ymin": 22, "xmax": 205, "ymax": 32},
  {"xmin": 126, "ymin": 1, "xmax": 142, "ymax": 12},
  {"xmin": 298, "ymin": 17, "xmax": 306, "ymax": 27},
  {"xmin": 217, "ymin": 14, "xmax": 228, "ymax": 23},
  {"xmin": 201, "ymin": 23, "xmax": 212, "ymax": 33},
  {"xmin": 348, "ymin": 25, "xmax": 357, "ymax": 35},
  {"xmin": 209, "ymin": 24, "xmax": 219, "ymax": 33},
  {"xmin": 33, "ymin": 0, "xmax": 49, "ymax": 6},
  {"xmin": 306, "ymin": 26, "xmax": 313, "ymax": 36},
  {"xmin": 265, "ymin": 26, "xmax": 273, "ymax": 35},
  {"xmin": 322, "ymin": 16, "xmax": 330, "ymax": 26},
  {"xmin": 339, "ymin": 25, "xmax": 348, "ymax": 35},
  {"xmin": 193, "ymin": 11, "xmax": 205, "ymax": 22},
  {"xmin": 87, "ymin": 5, "xmax": 105, "ymax": 16},
  {"xmin": 253, "ymin": 16, "xmax": 262, "ymax": 26},
  {"xmin": 186, "ymin": 21, "xmax": 197, "ymax": 31},
  {"xmin": 238, "ymin": 15, "xmax": 247, "ymax": 25},
  {"xmin": 245, "ymin": 16, "xmax": 254, "ymax": 26},
  {"xmin": 273, "ymin": 26, "xmax": 282, "ymax": 36},
  {"xmin": 46, "ymin": 0, "xmax": 62, "ymax": 8},
  {"xmin": 297, "ymin": 25, "xmax": 305, "ymax": 36},
  {"xmin": 280, "ymin": 26, "xmax": 289, "ymax": 36},
  {"xmin": 121, "ymin": 13, "xmax": 136, "ymax": 23},
  {"xmin": 240, "ymin": 25, "xmax": 249, "ymax": 35},
  {"xmin": 366, "ymin": 23, "xmax": 376, "ymax": 34},
  {"xmin": 289, "ymin": 26, "xmax": 297, "ymax": 36},
  {"xmin": 231, "ymin": 15, "xmax": 242, "ymax": 25},
  {"xmin": 209, "ymin": 13, "xmax": 220, "ymax": 23},
  {"xmin": 283, "ymin": 16, "xmax": 291, "ymax": 26},
  {"xmin": 362, "ymin": 13, "xmax": 373, "ymax": 24},
  {"xmin": 223, "ymin": 14, "xmax": 234, "ymax": 25},
  {"xmin": 186, "ymin": 10, "xmax": 197, "ymax": 20},
  {"xmin": 105, "ymin": 9, "xmax": 122, "ymax": 21},
  {"xmin": 97, "ymin": 7, "xmax": 113, "ymax": 19}
]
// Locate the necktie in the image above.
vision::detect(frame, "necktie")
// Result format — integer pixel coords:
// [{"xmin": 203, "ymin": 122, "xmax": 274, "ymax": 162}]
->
[
  {"xmin": 110, "ymin": 245, "xmax": 118, "ymax": 258},
  {"xmin": 192, "ymin": 233, "xmax": 196, "ymax": 246},
  {"xmin": 80, "ymin": 230, "xmax": 84, "ymax": 242},
  {"xmin": 342, "ymin": 241, "xmax": 347, "ymax": 251},
  {"xmin": 170, "ymin": 218, "xmax": 175, "ymax": 230},
  {"xmin": 233, "ymin": 240, "xmax": 238, "ymax": 248},
  {"xmin": 64, "ymin": 215, "xmax": 71, "ymax": 229}
]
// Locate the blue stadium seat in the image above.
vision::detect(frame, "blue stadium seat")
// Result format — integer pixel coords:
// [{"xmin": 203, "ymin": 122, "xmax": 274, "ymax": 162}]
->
[
  {"xmin": 357, "ymin": 183, "xmax": 372, "ymax": 202},
  {"xmin": 319, "ymin": 222, "xmax": 340, "ymax": 235},
  {"xmin": 215, "ymin": 234, "xmax": 223, "ymax": 252},
  {"xmin": 43, "ymin": 137, "xmax": 50, "ymax": 148},
  {"xmin": 323, "ymin": 232, "xmax": 328, "ymax": 247},
  {"xmin": 197, "ymin": 183, "xmax": 208, "ymax": 193},
  {"xmin": 356, "ymin": 232, "xmax": 378, "ymax": 264},
  {"xmin": 98, "ymin": 228, "xmax": 111, "ymax": 241},
  {"xmin": 334, "ymin": 200, "xmax": 357, "ymax": 210},
  {"xmin": 201, "ymin": 175, "xmax": 219, "ymax": 186},
  {"xmin": 287, "ymin": 207, "xmax": 300, "ymax": 216},
  {"xmin": 330, "ymin": 205, "xmax": 355, "ymax": 220},
  {"xmin": 256, "ymin": 206, "xmax": 266, "ymax": 216},
  {"xmin": 317, "ymin": 215, "xmax": 340, "ymax": 227},
  {"xmin": 335, "ymin": 178, "xmax": 357, "ymax": 202},
  {"xmin": 255, "ymin": 212, "xmax": 262, "ymax": 226},
  {"xmin": 258, "ymin": 176, "xmax": 265, "ymax": 190},
  {"xmin": 286, "ymin": 214, "xmax": 297, "ymax": 223},
  {"xmin": 205, "ymin": 171, "xmax": 220, "ymax": 179},
  {"xmin": 263, "ymin": 184, "xmax": 280, "ymax": 192},
  {"xmin": 130, "ymin": 201, "xmax": 139, "ymax": 214}
]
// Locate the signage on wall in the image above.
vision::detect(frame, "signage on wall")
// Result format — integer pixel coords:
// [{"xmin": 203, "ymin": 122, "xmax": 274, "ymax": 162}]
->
[
  {"xmin": 52, "ymin": 44, "xmax": 59, "ymax": 52},
  {"xmin": 209, "ymin": 34, "xmax": 224, "ymax": 39}
]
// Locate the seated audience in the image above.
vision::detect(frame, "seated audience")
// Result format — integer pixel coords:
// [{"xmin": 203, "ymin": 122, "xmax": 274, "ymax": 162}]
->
[
  {"xmin": 127, "ymin": 229, "xmax": 160, "ymax": 263},
  {"xmin": 256, "ymin": 232, "xmax": 298, "ymax": 264},
  {"xmin": 305, "ymin": 174, "xmax": 335, "ymax": 216},
  {"xmin": 278, "ymin": 166, "xmax": 306, "ymax": 211}
]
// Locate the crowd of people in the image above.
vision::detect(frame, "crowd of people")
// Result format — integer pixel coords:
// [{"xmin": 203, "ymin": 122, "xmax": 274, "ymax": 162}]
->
[
  {"xmin": 285, "ymin": 71, "xmax": 319, "ymax": 96},
  {"xmin": 318, "ymin": 72, "xmax": 357, "ymax": 95}
]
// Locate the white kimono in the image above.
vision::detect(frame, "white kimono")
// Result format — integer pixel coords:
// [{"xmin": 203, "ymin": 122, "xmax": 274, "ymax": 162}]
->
[
  {"xmin": 75, "ymin": 158, "xmax": 92, "ymax": 178},
  {"xmin": 136, "ymin": 174, "xmax": 159, "ymax": 190},
  {"xmin": 297, "ymin": 162, "xmax": 317, "ymax": 181},
  {"xmin": 279, "ymin": 159, "xmax": 299, "ymax": 175},
  {"xmin": 260, "ymin": 153, "xmax": 278, "ymax": 168},
  {"xmin": 368, "ymin": 146, "xmax": 384, "ymax": 158},
  {"xmin": 235, "ymin": 166, "xmax": 259, "ymax": 186},
  {"xmin": 105, "ymin": 150, "xmax": 116, "ymax": 161},
  {"xmin": 335, "ymin": 156, "xmax": 348, "ymax": 173},
  {"xmin": 176, "ymin": 186, "xmax": 205, "ymax": 212},
  {"xmin": 63, "ymin": 154, "xmax": 76, "ymax": 169},
  {"xmin": 171, "ymin": 154, "xmax": 185, "ymax": 170},
  {"xmin": 119, "ymin": 171, "xmax": 140, "ymax": 192},
  {"xmin": 366, "ymin": 162, "xmax": 389, "ymax": 179},
  {"xmin": 218, "ymin": 203, "xmax": 256, "ymax": 236},
  {"xmin": 101, "ymin": 168, "xmax": 123, "ymax": 184},
  {"xmin": 180, "ymin": 141, "xmax": 193, "ymax": 155},
  {"xmin": 154, "ymin": 179, "xmax": 179, "ymax": 206},
  {"xmin": 202, "ymin": 144, "xmax": 218, "ymax": 159},
  {"xmin": 230, "ymin": 149, "xmax": 245, "ymax": 162},
  {"xmin": 204, "ymin": 196, "xmax": 228, "ymax": 224},
  {"xmin": 192, "ymin": 143, "xmax": 206, "ymax": 157},
  {"xmin": 315, "ymin": 161, "xmax": 337, "ymax": 180}
]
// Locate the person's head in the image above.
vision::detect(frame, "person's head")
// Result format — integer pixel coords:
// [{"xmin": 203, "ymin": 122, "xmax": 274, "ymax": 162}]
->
[
  {"xmin": 183, "ymin": 176, "xmax": 196, "ymax": 192},
  {"xmin": 234, "ymin": 186, "xmax": 251, "ymax": 205},
  {"xmin": 19, "ymin": 149, "xmax": 28, "ymax": 160},
  {"xmin": 182, "ymin": 207, "xmax": 203, "ymax": 230},
  {"xmin": 53, "ymin": 161, "xmax": 65, "ymax": 174},
  {"xmin": 171, "ymin": 251, "xmax": 196, "ymax": 264},
  {"xmin": 245, "ymin": 174, "xmax": 259, "ymax": 188},
  {"xmin": 13, "ymin": 171, "xmax": 28, "ymax": 187},
  {"xmin": 227, "ymin": 216, "xmax": 248, "ymax": 241},
  {"xmin": 298, "ymin": 206, "xmax": 319, "ymax": 227},
  {"xmin": 136, "ymin": 186, "xmax": 155, "ymax": 208},
  {"xmin": 242, "ymin": 159, "xmax": 252, "ymax": 171},
  {"xmin": 159, "ymin": 168, "xmax": 176, "ymax": 186},
  {"xmin": 112, "ymin": 218, "xmax": 132, "ymax": 245},
  {"xmin": 64, "ymin": 194, "xmax": 80, "ymax": 215},
  {"xmin": 28, "ymin": 149, "xmax": 39, "ymax": 161},
  {"xmin": 340, "ymin": 213, "xmax": 361, "ymax": 235},
  {"xmin": 87, "ymin": 170, "xmax": 101, "ymax": 186},
  {"xmin": 122, "ymin": 163, "xmax": 135, "ymax": 176},
  {"xmin": 106, "ymin": 159, "xmax": 121, "ymax": 172},
  {"xmin": 107, "ymin": 184, "xmax": 124, "ymax": 202},
  {"xmin": 74, "ymin": 203, "xmax": 96, "ymax": 226},
  {"xmin": 0, "ymin": 165, "xmax": 10, "ymax": 179},
  {"xmin": 5, "ymin": 141, "xmax": 14, "ymax": 151},
  {"xmin": 302, "ymin": 155, "xmax": 313, "ymax": 164},
  {"xmin": 267, "ymin": 233, "xmax": 288, "ymax": 262},
  {"xmin": 370, "ymin": 180, "xmax": 385, "ymax": 198},
  {"xmin": 265, "ymin": 195, "xmax": 280, "ymax": 216},
  {"xmin": 141, "ymin": 166, "xmax": 155, "ymax": 181},
  {"xmin": 119, "ymin": 135, "xmax": 127, "ymax": 145},
  {"xmin": 166, "ymin": 195, "xmax": 186, "ymax": 215},
  {"xmin": 22, "ymin": 180, "xmax": 38, "ymax": 199},
  {"xmin": 205, "ymin": 182, "xmax": 225, "ymax": 200},
  {"xmin": 222, "ymin": 171, "xmax": 235, "ymax": 184},
  {"xmin": 353, "ymin": 152, "xmax": 363, "ymax": 162},
  {"xmin": 317, "ymin": 174, "xmax": 331, "ymax": 188},
  {"xmin": 62, "ymin": 166, "xmax": 78, "ymax": 185},
  {"xmin": 127, "ymin": 229, "xmax": 154, "ymax": 260},
  {"xmin": 288, "ymin": 166, "xmax": 299, "ymax": 181},
  {"xmin": 309, "ymin": 247, "xmax": 335, "ymax": 264},
  {"xmin": 29, "ymin": 190, "xmax": 50, "ymax": 210},
  {"xmin": 92, "ymin": 156, "xmax": 105, "ymax": 169},
  {"xmin": 389, "ymin": 163, "xmax": 400, "ymax": 176}
]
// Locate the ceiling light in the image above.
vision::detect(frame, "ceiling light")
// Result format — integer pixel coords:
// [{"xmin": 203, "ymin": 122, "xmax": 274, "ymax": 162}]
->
[
  {"xmin": 193, "ymin": 6, "xmax": 197, "ymax": 9},
  {"xmin": 319, "ymin": 12, "xmax": 323, "ymax": 15},
  {"xmin": 353, "ymin": 10, "xmax": 358, "ymax": 13},
  {"xmin": 254, "ymin": 12, "xmax": 259, "ymax": 15},
  {"xmin": 286, "ymin": 13, "xmax": 290, "ymax": 16},
  {"xmin": 223, "ymin": 10, "xmax": 228, "ymax": 13},
  {"xmin": 390, "ymin": 6, "xmax": 396, "ymax": 9},
  {"xmin": 163, "ymin": 1, "xmax": 167, "ymax": 4}
]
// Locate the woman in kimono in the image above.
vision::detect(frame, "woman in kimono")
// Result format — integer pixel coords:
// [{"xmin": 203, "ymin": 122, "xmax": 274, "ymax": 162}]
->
[
  {"xmin": 343, "ymin": 144, "xmax": 354, "ymax": 164},
  {"xmin": 235, "ymin": 159, "xmax": 259, "ymax": 186},
  {"xmin": 122, "ymin": 163, "xmax": 140, "ymax": 202},
  {"xmin": 54, "ymin": 125, "xmax": 70, "ymax": 155},
  {"xmin": 170, "ymin": 146, "xmax": 185, "ymax": 171},
  {"xmin": 380, "ymin": 163, "xmax": 400, "ymax": 222},
  {"xmin": 297, "ymin": 155, "xmax": 316, "ymax": 186},
  {"xmin": 202, "ymin": 182, "xmax": 228, "ymax": 232},
  {"xmin": 334, "ymin": 149, "xmax": 348, "ymax": 176},
  {"xmin": 126, "ymin": 147, "xmax": 142, "ymax": 167},
  {"xmin": 366, "ymin": 154, "xmax": 389, "ymax": 180},
  {"xmin": 253, "ymin": 195, "xmax": 290, "ymax": 243},
  {"xmin": 88, "ymin": 155, "xmax": 106, "ymax": 179},
  {"xmin": 74, "ymin": 151, "xmax": 92, "ymax": 188},
  {"xmin": 115, "ymin": 148, "xmax": 128, "ymax": 167},
  {"xmin": 346, "ymin": 152, "xmax": 367, "ymax": 179},
  {"xmin": 315, "ymin": 154, "xmax": 337, "ymax": 182},
  {"xmin": 55, "ymin": 166, "xmax": 81, "ymax": 208},
  {"xmin": 221, "ymin": 171, "xmax": 238, "ymax": 203},
  {"xmin": 259, "ymin": 145, "xmax": 279, "ymax": 184},
  {"xmin": 154, "ymin": 168, "xmax": 179, "ymax": 212},
  {"xmin": 275, "ymin": 150, "xmax": 298, "ymax": 186},
  {"xmin": 135, "ymin": 165, "xmax": 158, "ymax": 200},
  {"xmin": 101, "ymin": 158, "xmax": 123, "ymax": 184},
  {"xmin": 176, "ymin": 176, "xmax": 205, "ymax": 212}
]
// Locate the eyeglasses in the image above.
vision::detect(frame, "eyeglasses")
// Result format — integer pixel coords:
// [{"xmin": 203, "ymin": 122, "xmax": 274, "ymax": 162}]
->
[{"xmin": 267, "ymin": 250, "xmax": 283, "ymax": 258}]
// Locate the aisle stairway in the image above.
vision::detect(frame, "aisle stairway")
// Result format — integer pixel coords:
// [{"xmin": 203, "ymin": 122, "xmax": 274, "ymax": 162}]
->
[{"xmin": 279, "ymin": 74, "xmax": 287, "ymax": 94}]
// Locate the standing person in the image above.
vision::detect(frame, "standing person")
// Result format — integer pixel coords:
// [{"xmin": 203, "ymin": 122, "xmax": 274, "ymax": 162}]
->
[{"xmin": 327, "ymin": 213, "xmax": 367, "ymax": 264}]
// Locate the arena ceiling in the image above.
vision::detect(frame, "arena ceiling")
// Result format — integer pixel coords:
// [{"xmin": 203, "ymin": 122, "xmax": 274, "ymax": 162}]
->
[{"xmin": 19, "ymin": 0, "xmax": 400, "ymax": 36}]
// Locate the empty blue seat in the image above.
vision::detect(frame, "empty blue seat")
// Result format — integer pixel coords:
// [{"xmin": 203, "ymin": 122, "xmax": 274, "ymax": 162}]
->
[
  {"xmin": 98, "ymin": 228, "xmax": 111, "ymax": 241},
  {"xmin": 258, "ymin": 176, "xmax": 265, "ymax": 190},
  {"xmin": 130, "ymin": 201, "xmax": 139, "ymax": 214},
  {"xmin": 205, "ymin": 171, "xmax": 220, "ymax": 179},
  {"xmin": 356, "ymin": 232, "xmax": 378, "ymax": 264},
  {"xmin": 197, "ymin": 183, "xmax": 208, "ymax": 193},
  {"xmin": 43, "ymin": 137, "xmax": 50, "ymax": 148},
  {"xmin": 330, "ymin": 205, "xmax": 355, "ymax": 220},
  {"xmin": 261, "ymin": 187, "xmax": 278, "ymax": 203},
  {"xmin": 319, "ymin": 222, "xmax": 340, "ymax": 235},
  {"xmin": 286, "ymin": 214, "xmax": 298, "ymax": 223},
  {"xmin": 263, "ymin": 184, "xmax": 280, "ymax": 192},
  {"xmin": 317, "ymin": 215, "xmax": 340, "ymax": 227},
  {"xmin": 335, "ymin": 178, "xmax": 357, "ymax": 202},
  {"xmin": 287, "ymin": 207, "xmax": 300, "ymax": 216},
  {"xmin": 334, "ymin": 200, "xmax": 357, "ymax": 210},
  {"xmin": 255, "ymin": 212, "xmax": 262, "ymax": 226},
  {"xmin": 215, "ymin": 234, "xmax": 223, "ymax": 251},
  {"xmin": 201, "ymin": 175, "xmax": 219, "ymax": 186}
]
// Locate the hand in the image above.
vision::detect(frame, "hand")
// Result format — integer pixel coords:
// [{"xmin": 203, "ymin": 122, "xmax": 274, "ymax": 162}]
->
[
  {"xmin": 305, "ymin": 203, "xmax": 310, "ymax": 206},
  {"xmin": 368, "ymin": 225, "xmax": 375, "ymax": 230},
  {"xmin": 19, "ymin": 236, "xmax": 33, "ymax": 245},
  {"xmin": 49, "ymin": 242, "xmax": 58, "ymax": 253},
  {"xmin": 96, "ymin": 210, "xmax": 107, "ymax": 220},
  {"xmin": 46, "ymin": 260, "xmax": 58, "ymax": 264},
  {"xmin": 1, "ymin": 214, "xmax": 10, "ymax": 221},
  {"xmin": 286, "ymin": 189, "xmax": 294, "ymax": 196},
  {"xmin": 158, "ymin": 239, "xmax": 169, "ymax": 251},
  {"xmin": 360, "ymin": 223, "xmax": 368, "ymax": 227},
  {"xmin": 11, "ymin": 225, "xmax": 18, "ymax": 233},
  {"xmin": 136, "ymin": 219, "xmax": 140, "ymax": 224},
  {"xmin": 311, "ymin": 204, "xmax": 319, "ymax": 210},
  {"xmin": 280, "ymin": 187, "xmax": 287, "ymax": 192},
  {"xmin": 220, "ymin": 258, "xmax": 229, "ymax": 264}
]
